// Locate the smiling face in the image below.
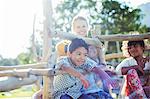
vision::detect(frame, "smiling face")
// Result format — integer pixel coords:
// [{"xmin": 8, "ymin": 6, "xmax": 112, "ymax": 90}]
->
[
  {"xmin": 72, "ymin": 19, "xmax": 88, "ymax": 37},
  {"xmin": 128, "ymin": 44, "xmax": 144, "ymax": 58},
  {"xmin": 69, "ymin": 47, "xmax": 88, "ymax": 66}
]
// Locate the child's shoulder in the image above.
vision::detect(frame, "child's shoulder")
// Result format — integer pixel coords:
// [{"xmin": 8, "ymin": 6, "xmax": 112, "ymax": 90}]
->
[
  {"xmin": 83, "ymin": 57, "xmax": 98, "ymax": 70},
  {"xmin": 122, "ymin": 57, "xmax": 136, "ymax": 62},
  {"xmin": 58, "ymin": 56, "xmax": 68, "ymax": 59},
  {"xmin": 86, "ymin": 57, "xmax": 97, "ymax": 65},
  {"xmin": 118, "ymin": 57, "xmax": 137, "ymax": 67},
  {"xmin": 57, "ymin": 56, "xmax": 69, "ymax": 62}
]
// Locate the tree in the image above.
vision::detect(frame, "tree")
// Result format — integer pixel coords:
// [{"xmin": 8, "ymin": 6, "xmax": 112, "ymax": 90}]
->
[
  {"xmin": 0, "ymin": 55, "xmax": 19, "ymax": 66},
  {"xmin": 16, "ymin": 50, "xmax": 36, "ymax": 65},
  {"xmin": 54, "ymin": 0, "xmax": 149, "ymax": 34},
  {"xmin": 99, "ymin": 0, "xmax": 149, "ymax": 34}
]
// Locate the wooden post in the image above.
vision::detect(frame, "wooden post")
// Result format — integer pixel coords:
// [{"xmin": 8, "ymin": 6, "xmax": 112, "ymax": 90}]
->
[
  {"xmin": 93, "ymin": 24, "xmax": 106, "ymax": 64},
  {"xmin": 42, "ymin": 0, "xmax": 53, "ymax": 98}
]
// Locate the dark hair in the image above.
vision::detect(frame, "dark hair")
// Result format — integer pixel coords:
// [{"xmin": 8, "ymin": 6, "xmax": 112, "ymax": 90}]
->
[
  {"xmin": 64, "ymin": 44, "xmax": 68, "ymax": 53},
  {"xmin": 69, "ymin": 38, "xmax": 88, "ymax": 53},
  {"xmin": 127, "ymin": 40, "xmax": 145, "ymax": 48}
]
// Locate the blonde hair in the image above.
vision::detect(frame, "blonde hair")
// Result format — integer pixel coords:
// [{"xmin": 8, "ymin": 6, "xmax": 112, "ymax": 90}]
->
[
  {"xmin": 55, "ymin": 40, "xmax": 71, "ymax": 57},
  {"xmin": 71, "ymin": 16, "xmax": 89, "ymax": 33}
]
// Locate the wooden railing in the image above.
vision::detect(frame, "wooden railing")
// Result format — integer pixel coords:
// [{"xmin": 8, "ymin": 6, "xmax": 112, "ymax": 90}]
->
[
  {"xmin": 0, "ymin": 33, "xmax": 149, "ymax": 98},
  {"xmin": 0, "ymin": 62, "xmax": 47, "ymax": 71}
]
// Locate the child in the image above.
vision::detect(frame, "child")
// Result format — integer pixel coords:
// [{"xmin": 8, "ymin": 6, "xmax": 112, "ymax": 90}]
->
[
  {"xmin": 33, "ymin": 16, "xmax": 117, "ymax": 99},
  {"xmin": 32, "ymin": 39, "xmax": 90, "ymax": 99},
  {"xmin": 72, "ymin": 16, "xmax": 117, "ymax": 93},
  {"xmin": 116, "ymin": 40, "xmax": 150, "ymax": 98},
  {"xmin": 71, "ymin": 16, "xmax": 106, "ymax": 67},
  {"xmin": 53, "ymin": 38, "xmax": 117, "ymax": 99}
]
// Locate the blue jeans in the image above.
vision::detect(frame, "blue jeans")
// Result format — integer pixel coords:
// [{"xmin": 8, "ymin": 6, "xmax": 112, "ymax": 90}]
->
[
  {"xmin": 60, "ymin": 94, "xmax": 92, "ymax": 99},
  {"xmin": 87, "ymin": 91, "xmax": 113, "ymax": 99}
]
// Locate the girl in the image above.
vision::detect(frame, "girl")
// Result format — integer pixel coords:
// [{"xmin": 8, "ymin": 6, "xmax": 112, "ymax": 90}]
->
[{"xmin": 116, "ymin": 40, "xmax": 150, "ymax": 99}]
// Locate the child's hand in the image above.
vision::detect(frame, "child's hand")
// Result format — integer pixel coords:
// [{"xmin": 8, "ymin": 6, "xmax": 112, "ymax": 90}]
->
[
  {"xmin": 145, "ymin": 56, "xmax": 150, "ymax": 62},
  {"xmin": 104, "ymin": 78, "xmax": 119, "ymax": 89},
  {"xmin": 137, "ymin": 65, "xmax": 145, "ymax": 75},
  {"xmin": 79, "ymin": 75, "xmax": 90, "ymax": 89}
]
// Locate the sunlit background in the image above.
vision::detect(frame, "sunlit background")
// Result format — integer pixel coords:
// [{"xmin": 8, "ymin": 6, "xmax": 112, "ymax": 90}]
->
[
  {"xmin": 0, "ymin": 0, "xmax": 150, "ymax": 98},
  {"xmin": 0, "ymin": 0, "xmax": 150, "ymax": 58}
]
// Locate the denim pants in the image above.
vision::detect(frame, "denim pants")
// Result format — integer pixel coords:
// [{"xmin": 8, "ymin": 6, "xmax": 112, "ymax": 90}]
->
[{"xmin": 60, "ymin": 94, "xmax": 92, "ymax": 99}]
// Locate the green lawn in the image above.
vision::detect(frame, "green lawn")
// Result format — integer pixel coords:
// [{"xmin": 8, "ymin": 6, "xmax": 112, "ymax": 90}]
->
[{"xmin": 0, "ymin": 85, "xmax": 37, "ymax": 98}]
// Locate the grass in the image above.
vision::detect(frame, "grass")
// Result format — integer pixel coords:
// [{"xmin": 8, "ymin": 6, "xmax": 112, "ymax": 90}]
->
[{"xmin": 0, "ymin": 85, "xmax": 37, "ymax": 98}]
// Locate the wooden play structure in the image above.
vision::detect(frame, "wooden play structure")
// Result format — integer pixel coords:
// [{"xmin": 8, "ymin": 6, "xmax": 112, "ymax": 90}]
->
[
  {"xmin": 0, "ymin": 0, "xmax": 150, "ymax": 99},
  {"xmin": 0, "ymin": 32, "xmax": 150, "ymax": 98},
  {"xmin": 0, "ymin": 29, "xmax": 149, "ymax": 99}
]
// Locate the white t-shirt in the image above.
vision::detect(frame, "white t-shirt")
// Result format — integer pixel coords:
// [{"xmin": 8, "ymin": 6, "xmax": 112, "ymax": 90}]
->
[{"xmin": 116, "ymin": 57, "xmax": 150, "ymax": 75}]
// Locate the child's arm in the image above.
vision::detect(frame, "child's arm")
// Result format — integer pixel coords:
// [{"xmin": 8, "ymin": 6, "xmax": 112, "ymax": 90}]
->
[
  {"xmin": 121, "ymin": 56, "xmax": 149, "ymax": 75},
  {"xmin": 121, "ymin": 65, "xmax": 144, "ymax": 75},
  {"xmin": 92, "ymin": 67, "xmax": 118, "ymax": 89},
  {"xmin": 61, "ymin": 65, "xmax": 89, "ymax": 89},
  {"xmin": 120, "ymin": 57, "xmax": 149, "ymax": 75}
]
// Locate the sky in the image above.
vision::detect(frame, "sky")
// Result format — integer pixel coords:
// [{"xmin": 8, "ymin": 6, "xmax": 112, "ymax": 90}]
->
[{"xmin": 0, "ymin": 0, "xmax": 150, "ymax": 59}]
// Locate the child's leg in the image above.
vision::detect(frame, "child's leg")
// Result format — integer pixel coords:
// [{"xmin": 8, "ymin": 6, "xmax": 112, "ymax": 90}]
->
[
  {"xmin": 126, "ymin": 69, "xmax": 146, "ymax": 98},
  {"xmin": 60, "ymin": 94, "xmax": 72, "ymax": 99},
  {"xmin": 97, "ymin": 91, "xmax": 113, "ymax": 99},
  {"xmin": 32, "ymin": 89, "xmax": 43, "ymax": 99},
  {"xmin": 102, "ymin": 80, "xmax": 109, "ymax": 93},
  {"xmin": 78, "ymin": 94, "xmax": 94, "ymax": 99},
  {"xmin": 86, "ymin": 91, "xmax": 113, "ymax": 99}
]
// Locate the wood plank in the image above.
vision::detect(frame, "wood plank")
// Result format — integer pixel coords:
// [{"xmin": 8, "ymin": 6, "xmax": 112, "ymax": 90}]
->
[
  {"xmin": 96, "ymin": 33, "xmax": 150, "ymax": 41},
  {"xmin": 0, "ymin": 62, "xmax": 46, "ymax": 71},
  {"xmin": 105, "ymin": 53, "xmax": 124, "ymax": 60}
]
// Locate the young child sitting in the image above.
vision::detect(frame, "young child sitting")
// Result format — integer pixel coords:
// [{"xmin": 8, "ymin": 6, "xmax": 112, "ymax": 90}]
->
[{"xmin": 116, "ymin": 40, "xmax": 150, "ymax": 99}]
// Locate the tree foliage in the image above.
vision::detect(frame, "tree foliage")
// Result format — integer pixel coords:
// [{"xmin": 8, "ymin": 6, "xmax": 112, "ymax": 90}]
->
[
  {"xmin": 16, "ymin": 48, "xmax": 36, "ymax": 65},
  {"xmin": 0, "ymin": 55, "xmax": 19, "ymax": 66},
  {"xmin": 54, "ymin": 0, "xmax": 149, "ymax": 34},
  {"xmin": 99, "ymin": 0, "xmax": 149, "ymax": 34}
]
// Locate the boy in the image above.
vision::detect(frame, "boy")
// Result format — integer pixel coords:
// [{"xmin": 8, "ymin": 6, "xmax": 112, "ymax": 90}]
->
[{"xmin": 54, "ymin": 38, "xmax": 116, "ymax": 99}]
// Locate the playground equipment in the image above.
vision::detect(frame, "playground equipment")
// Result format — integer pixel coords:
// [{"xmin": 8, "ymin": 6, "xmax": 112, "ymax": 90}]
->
[
  {"xmin": 0, "ymin": 32, "xmax": 149, "ymax": 99},
  {"xmin": 0, "ymin": 0, "xmax": 150, "ymax": 98}
]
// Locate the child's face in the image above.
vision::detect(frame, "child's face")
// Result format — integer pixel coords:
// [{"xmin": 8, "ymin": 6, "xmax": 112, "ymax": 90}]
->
[
  {"xmin": 69, "ymin": 47, "xmax": 88, "ymax": 66},
  {"xmin": 88, "ymin": 45, "xmax": 98, "ymax": 59},
  {"xmin": 73, "ymin": 19, "xmax": 88, "ymax": 37},
  {"xmin": 127, "ymin": 44, "xmax": 144, "ymax": 57}
]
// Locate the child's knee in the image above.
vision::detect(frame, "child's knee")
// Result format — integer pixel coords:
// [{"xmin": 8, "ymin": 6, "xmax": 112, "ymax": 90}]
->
[
  {"xmin": 127, "ymin": 69, "xmax": 138, "ymax": 76},
  {"xmin": 126, "ymin": 69, "xmax": 140, "ymax": 83}
]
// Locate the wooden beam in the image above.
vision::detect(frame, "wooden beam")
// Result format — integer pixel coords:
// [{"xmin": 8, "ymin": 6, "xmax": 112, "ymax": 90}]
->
[
  {"xmin": 105, "ymin": 53, "xmax": 124, "ymax": 60},
  {"xmin": 49, "ymin": 30, "xmax": 103, "ymax": 48},
  {"xmin": 0, "ymin": 69, "xmax": 29, "ymax": 77},
  {"xmin": 0, "ymin": 76, "xmax": 38, "ymax": 92},
  {"xmin": 0, "ymin": 62, "xmax": 46, "ymax": 71},
  {"xmin": 49, "ymin": 30, "xmax": 150, "ymax": 46},
  {"xmin": 0, "ymin": 68, "xmax": 64, "ymax": 77},
  {"xmin": 96, "ymin": 33, "xmax": 150, "ymax": 41}
]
